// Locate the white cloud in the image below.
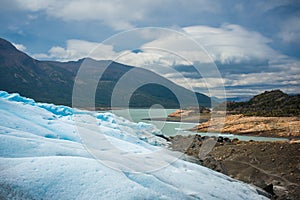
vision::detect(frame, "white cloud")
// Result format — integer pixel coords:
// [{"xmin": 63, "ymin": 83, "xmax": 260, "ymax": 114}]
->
[
  {"xmin": 12, "ymin": 43, "xmax": 26, "ymax": 51},
  {"xmin": 141, "ymin": 31, "xmax": 213, "ymax": 64},
  {"xmin": 15, "ymin": 0, "xmax": 50, "ymax": 11},
  {"xmin": 33, "ymin": 39, "xmax": 117, "ymax": 61},
  {"xmin": 13, "ymin": 0, "xmax": 143, "ymax": 30},
  {"xmin": 278, "ymin": 17, "xmax": 300, "ymax": 44},
  {"xmin": 118, "ymin": 24, "xmax": 284, "ymax": 67},
  {"xmin": 13, "ymin": 0, "xmax": 219, "ymax": 30},
  {"xmin": 183, "ymin": 24, "xmax": 280, "ymax": 64},
  {"xmin": 27, "ymin": 14, "xmax": 38, "ymax": 20}
]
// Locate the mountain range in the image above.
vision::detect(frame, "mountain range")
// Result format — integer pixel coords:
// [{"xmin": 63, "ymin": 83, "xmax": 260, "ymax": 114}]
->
[{"xmin": 0, "ymin": 38, "xmax": 212, "ymax": 108}]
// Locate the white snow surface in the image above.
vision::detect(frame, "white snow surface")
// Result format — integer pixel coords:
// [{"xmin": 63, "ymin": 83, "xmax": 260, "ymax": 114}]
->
[{"xmin": 0, "ymin": 91, "xmax": 268, "ymax": 199}]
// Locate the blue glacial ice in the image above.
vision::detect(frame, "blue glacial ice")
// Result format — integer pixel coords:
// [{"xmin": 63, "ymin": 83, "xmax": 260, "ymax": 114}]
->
[{"xmin": 0, "ymin": 91, "xmax": 268, "ymax": 199}]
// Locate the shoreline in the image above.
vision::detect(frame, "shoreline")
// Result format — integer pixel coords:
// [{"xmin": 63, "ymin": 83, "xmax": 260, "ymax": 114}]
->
[
  {"xmin": 147, "ymin": 117, "xmax": 300, "ymax": 140},
  {"xmin": 189, "ymin": 114, "xmax": 300, "ymax": 139},
  {"xmin": 192, "ymin": 130, "xmax": 300, "ymax": 140},
  {"xmin": 166, "ymin": 110, "xmax": 300, "ymax": 139},
  {"xmin": 142, "ymin": 117, "xmax": 208, "ymax": 123}
]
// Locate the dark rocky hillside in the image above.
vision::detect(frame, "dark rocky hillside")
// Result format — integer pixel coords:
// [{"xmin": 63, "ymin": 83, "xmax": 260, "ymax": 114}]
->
[
  {"xmin": 0, "ymin": 38, "xmax": 212, "ymax": 108},
  {"xmin": 216, "ymin": 90, "xmax": 300, "ymax": 117}
]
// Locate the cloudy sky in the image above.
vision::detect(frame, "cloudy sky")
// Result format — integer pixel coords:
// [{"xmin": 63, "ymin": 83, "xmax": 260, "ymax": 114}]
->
[{"xmin": 1, "ymin": 0, "xmax": 299, "ymax": 98}]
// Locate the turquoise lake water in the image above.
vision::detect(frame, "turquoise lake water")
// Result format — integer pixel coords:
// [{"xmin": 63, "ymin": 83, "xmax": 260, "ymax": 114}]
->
[{"xmin": 109, "ymin": 109, "xmax": 288, "ymax": 142}]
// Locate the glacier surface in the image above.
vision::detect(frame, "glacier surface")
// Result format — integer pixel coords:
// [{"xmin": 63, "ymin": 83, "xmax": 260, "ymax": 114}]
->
[{"xmin": 0, "ymin": 91, "xmax": 268, "ymax": 199}]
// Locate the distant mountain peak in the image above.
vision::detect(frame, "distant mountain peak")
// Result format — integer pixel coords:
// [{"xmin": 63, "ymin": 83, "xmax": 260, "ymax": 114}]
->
[
  {"xmin": 0, "ymin": 38, "xmax": 18, "ymax": 50},
  {"xmin": 249, "ymin": 89, "xmax": 288, "ymax": 104}
]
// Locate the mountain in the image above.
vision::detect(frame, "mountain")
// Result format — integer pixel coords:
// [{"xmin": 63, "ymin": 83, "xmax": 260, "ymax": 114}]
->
[
  {"xmin": 226, "ymin": 96, "xmax": 252, "ymax": 102},
  {"xmin": 0, "ymin": 38, "xmax": 211, "ymax": 108},
  {"xmin": 216, "ymin": 90, "xmax": 300, "ymax": 117},
  {"xmin": 211, "ymin": 96, "xmax": 252, "ymax": 104}
]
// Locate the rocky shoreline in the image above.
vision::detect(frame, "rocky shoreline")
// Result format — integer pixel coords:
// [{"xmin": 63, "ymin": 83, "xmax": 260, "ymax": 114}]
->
[
  {"xmin": 166, "ymin": 108, "xmax": 300, "ymax": 139},
  {"xmin": 169, "ymin": 134, "xmax": 300, "ymax": 200},
  {"xmin": 190, "ymin": 114, "xmax": 300, "ymax": 139}
]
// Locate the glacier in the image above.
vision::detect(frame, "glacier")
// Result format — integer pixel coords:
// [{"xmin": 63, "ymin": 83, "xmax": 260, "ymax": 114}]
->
[{"xmin": 0, "ymin": 91, "xmax": 268, "ymax": 199}]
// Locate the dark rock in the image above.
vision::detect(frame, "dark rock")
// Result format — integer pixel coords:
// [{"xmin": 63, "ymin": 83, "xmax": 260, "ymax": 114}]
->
[
  {"xmin": 195, "ymin": 134, "xmax": 202, "ymax": 141},
  {"xmin": 155, "ymin": 134, "xmax": 170, "ymax": 141},
  {"xmin": 232, "ymin": 138, "xmax": 239, "ymax": 143},
  {"xmin": 217, "ymin": 136, "xmax": 224, "ymax": 143},
  {"xmin": 263, "ymin": 184, "xmax": 275, "ymax": 195},
  {"xmin": 201, "ymin": 136, "xmax": 210, "ymax": 141}
]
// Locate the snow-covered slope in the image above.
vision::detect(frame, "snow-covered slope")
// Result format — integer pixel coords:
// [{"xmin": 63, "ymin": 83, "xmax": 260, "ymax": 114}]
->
[{"xmin": 0, "ymin": 91, "xmax": 268, "ymax": 199}]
